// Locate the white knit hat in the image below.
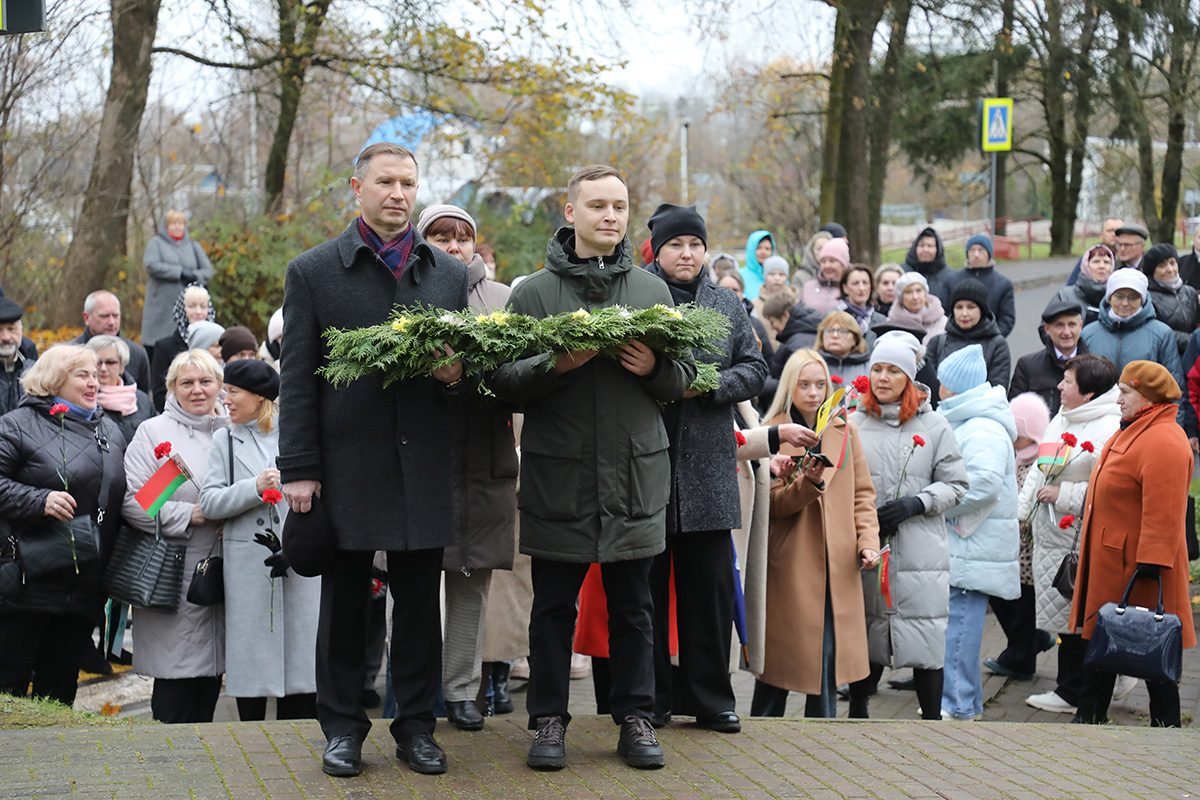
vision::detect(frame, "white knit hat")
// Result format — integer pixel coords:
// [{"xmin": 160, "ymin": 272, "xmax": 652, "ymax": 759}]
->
[
  {"xmin": 893, "ymin": 271, "xmax": 929, "ymax": 300},
  {"xmin": 868, "ymin": 331, "xmax": 925, "ymax": 381},
  {"xmin": 1104, "ymin": 267, "xmax": 1148, "ymax": 304},
  {"xmin": 415, "ymin": 204, "xmax": 477, "ymax": 238}
]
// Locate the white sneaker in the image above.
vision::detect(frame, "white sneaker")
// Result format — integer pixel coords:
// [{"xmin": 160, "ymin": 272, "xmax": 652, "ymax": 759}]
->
[
  {"xmin": 1025, "ymin": 691, "xmax": 1077, "ymax": 714},
  {"xmin": 569, "ymin": 653, "xmax": 591, "ymax": 680},
  {"xmin": 1112, "ymin": 674, "xmax": 1137, "ymax": 702}
]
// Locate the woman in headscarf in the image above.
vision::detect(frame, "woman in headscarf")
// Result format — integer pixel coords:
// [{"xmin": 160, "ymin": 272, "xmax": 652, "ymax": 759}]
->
[{"xmin": 150, "ymin": 285, "xmax": 217, "ymax": 412}]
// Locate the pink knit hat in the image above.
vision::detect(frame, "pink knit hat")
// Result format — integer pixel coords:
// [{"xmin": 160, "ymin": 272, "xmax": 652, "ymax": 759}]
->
[
  {"xmin": 1009, "ymin": 392, "xmax": 1051, "ymax": 467},
  {"xmin": 818, "ymin": 238, "xmax": 851, "ymax": 270}
]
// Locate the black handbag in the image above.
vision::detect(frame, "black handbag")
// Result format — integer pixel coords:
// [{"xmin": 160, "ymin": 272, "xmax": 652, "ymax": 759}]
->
[
  {"xmin": 1083, "ymin": 572, "xmax": 1183, "ymax": 684},
  {"xmin": 15, "ymin": 424, "xmax": 112, "ymax": 578},
  {"xmin": 101, "ymin": 516, "xmax": 186, "ymax": 612},
  {"xmin": 1052, "ymin": 522, "xmax": 1080, "ymax": 600},
  {"xmin": 0, "ymin": 535, "xmax": 20, "ymax": 597},
  {"xmin": 186, "ymin": 541, "xmax": 224, "ymax": 606}
]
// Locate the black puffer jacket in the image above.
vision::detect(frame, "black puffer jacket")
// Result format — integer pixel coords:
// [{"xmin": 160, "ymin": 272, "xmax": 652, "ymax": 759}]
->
[
  {"xmin": 925, "ymin": 313, "xmax": 1012, "ymax": 406},
  {"xmin": 1147, "ymin": 280, "xmax": 1200, "ymax": 354},
  {"xmin": 761, "ymin": 302, "xmax": 823, "ymax": 406},
  {"xmin": 0, "ymin": 396, "xmax": 127, "ymax": 620}
]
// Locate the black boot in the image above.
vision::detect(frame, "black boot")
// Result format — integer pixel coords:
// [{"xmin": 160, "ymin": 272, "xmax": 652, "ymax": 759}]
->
[
  {"xmin": 912, "ymin": 667, "xmax": 944, "ymax": 720},
  {"xmin": 848, "ymin": 663, "xmax": 884, "ymax": 719},
  {"xmin": 492, "ymin": 662, "xmax": 513, "ymax": 714},
  {"xmin": 750, "ymin": 679, "xmax": 789, "ymax": 717}
]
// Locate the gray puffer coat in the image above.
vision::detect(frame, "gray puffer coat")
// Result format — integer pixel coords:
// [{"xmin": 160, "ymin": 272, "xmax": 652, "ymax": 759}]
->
[
  {"xmin": 851, "ymin": 389, "xmax": 968, "ymax": 669},
  {"xmin": 0, "ymin": 396, "xmax": 127, "ymax": 622},
  {"xmin": 122, "ymin": 394, "xmax": 228, "ymax": 679},
  {"xmin": 141, "ymin": 216, "xmax": 214, "ymax": 343}
]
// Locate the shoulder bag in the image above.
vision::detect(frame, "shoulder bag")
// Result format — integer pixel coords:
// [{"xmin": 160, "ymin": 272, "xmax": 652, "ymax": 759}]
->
[
  {"xmin": 1083, "ymin": 571, "xmax": 1183, "ymax": 684},
  {"xmin": 186, "ymin": 433, "xmax": 230, "ymax": 607},
  {"xmin": 1051, "ymin": 517, "xmax": 1080, "ymax": 599},
  {"xmin": 102, "ymin": 514, "xmax": 185, "ymax": 613},
  {"xmin": 15, "ymin": 423, "xmax": 112, "ymax": 579}
]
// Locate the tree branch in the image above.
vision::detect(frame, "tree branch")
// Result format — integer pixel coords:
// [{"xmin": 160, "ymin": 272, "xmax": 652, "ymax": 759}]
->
[{"xmin": 151, "ymin": 46, "xmax": 283, "ymax": 71}]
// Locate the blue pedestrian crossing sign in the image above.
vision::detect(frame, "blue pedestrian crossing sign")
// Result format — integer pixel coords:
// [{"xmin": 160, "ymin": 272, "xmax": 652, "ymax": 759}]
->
[{"xmin": 980, "ymin": 98, "xmax": 1013, "ymax": 152}]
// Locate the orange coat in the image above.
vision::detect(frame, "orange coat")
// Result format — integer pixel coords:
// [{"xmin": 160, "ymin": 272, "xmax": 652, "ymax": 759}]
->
[
  {"xmin": 760, "ymin": 415, "xmax": 880, "ymax": 695},
  {"xmin": 1069, "ymin": 403, "xmax": 1197, "ymax": 648}
]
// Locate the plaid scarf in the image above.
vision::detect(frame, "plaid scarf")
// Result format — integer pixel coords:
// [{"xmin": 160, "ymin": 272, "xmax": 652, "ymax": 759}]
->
[{"xmin": 358, "ymin": 217, "xmax": 415, "ymax": 279}]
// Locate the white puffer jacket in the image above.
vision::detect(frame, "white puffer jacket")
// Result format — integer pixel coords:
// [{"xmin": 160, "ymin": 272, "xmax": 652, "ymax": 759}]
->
[{"xmin": 1017, "ymin": 385, "xmax": 1121, "ymax": 632}]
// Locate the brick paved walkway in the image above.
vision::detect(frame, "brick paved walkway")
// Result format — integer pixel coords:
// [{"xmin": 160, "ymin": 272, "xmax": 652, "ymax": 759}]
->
[{"xmin": 3, "ymin": 715, "xmax": 1199, "ymax": 799}]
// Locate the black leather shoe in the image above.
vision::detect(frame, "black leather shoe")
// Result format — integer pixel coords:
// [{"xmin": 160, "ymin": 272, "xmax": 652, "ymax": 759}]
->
[
  {"xmin": 617, "ymin": 716, "xmax": 665, "ymax": 769},
  {"xmin": 445, "ymin": 699, "xmax": 484, "ymax": 731},
  {"xmin": 650, "ymin": 711, "xmax": 672, "ymax": 728},
  {"xmin": 527, "ymin": 716, "xmax": 567, "ymax": 770},
  {"xmin": 321, "ymin": 735, "xmax": 362, "ymax": 777},
  {"xmin": 396, "ymin": 733, "xmax": 447, "ymax": 775},
  {"xmin": 698, "ymin": 711, "xmax": 741, "ymax": 733},
  {"xmin": 888, "ymin": 676, "xmax": 915, "ymax": 691}
]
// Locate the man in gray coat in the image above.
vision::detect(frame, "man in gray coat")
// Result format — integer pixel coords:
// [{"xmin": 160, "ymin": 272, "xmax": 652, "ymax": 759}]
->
[
  {"xmin": 490, "ymin": 166, "xmax": 695, "ymax": 772},
  {"xmin": 278, "ymin": 143, "xmax": 470, "ymax": 778}
]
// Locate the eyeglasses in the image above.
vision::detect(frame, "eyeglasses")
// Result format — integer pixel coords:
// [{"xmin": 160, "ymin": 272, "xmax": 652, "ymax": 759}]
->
[
  {"xmin": 824, "ymin": 328, "xmax": 853, "ymax": 337},
  {"xmin": 1109, "ymin": 293, "xmax": 1142, "ymax": 305},
  {"xmin": 97, "ymin": 359, "xmax": 121, "ymax": 367}
]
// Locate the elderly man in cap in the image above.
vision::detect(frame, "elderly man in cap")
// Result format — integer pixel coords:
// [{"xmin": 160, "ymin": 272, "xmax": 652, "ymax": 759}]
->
[
  {"xmin": 1113, "ymin": 223, "xmax": 1149, "ymax": 271},
  {"xmin": 66, "ymin": 290, "xmax": 151, "ymax": 393},
  {"xmin": 1009, "ymin": 298, "xmax": 1089, "ymax": 416},
  {"xmin": 0, "ymin": 298, "xmax": 33, "ymax": 416}
]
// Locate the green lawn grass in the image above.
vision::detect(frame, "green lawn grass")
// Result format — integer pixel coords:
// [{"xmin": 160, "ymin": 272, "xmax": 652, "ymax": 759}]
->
[{"xmin": 0, "ymin": 693, "xmax": 135, "ymax": 729}]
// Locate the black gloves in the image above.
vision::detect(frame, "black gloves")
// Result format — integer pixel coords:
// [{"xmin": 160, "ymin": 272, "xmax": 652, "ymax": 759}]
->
[
  {"xmin": 180, "ymin": 269, "xmax": 198, "ymax": 285},
  {"xmin": 254, "ymin": 531, "xmax": 289, "ymax": 577},
  {"xmin": 1135, "ymin": 563, "xmax": 1161, "ymax": 581},
  {"xmin": 876, "ymin": 496, "xmax": 925, "ymax": 534}
]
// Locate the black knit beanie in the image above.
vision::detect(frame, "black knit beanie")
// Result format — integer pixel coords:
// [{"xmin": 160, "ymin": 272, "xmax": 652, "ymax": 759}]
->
[
  {"xmin": 647, "ymin": 203, "xmax": 707, "ymax": 257},
  {"xmin": 951, "ymin": 278, "xmax": 991, "ymax": 318}
]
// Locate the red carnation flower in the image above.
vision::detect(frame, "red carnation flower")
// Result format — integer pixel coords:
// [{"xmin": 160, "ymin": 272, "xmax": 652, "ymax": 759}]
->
[
  {"xmin": 1058, "ymin": 515, "xmax": 1076, "ymax": 530},
  {"xmin": 830, "ymin": 375, "xmax": 844, "ymax": 384},
  {"xmin": 49, "ymin": 403, "xmax": 69, "ymax": 417},
  {"xmin": 735, "ymin": 430, "xmax": 747, "ymax": 447},
  {"xmin": 153, "ymin": 442, "xmax": 172, "ymax": 459},
  {"xmin": 1060, "ymin": 432, "xmax": 1078, "ymax": 447},
  {"xmin": 1080, "ymin": 441, "xmax": 1095, "ymax": 453},
  {"xmin": 852, "ymin": 375, "xmax": 870, "ymax": 394},
  {"xmin": 912, "ymin": 435, "xmax": 926, "ymax": 447},
  {"xmin": 262, "ymin": 488, "xmax": 284, "ymax": 505}
]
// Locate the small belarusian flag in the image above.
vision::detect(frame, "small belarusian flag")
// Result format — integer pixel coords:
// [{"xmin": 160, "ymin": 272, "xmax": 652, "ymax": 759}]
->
[
  {"xmin": 134, "ymin": 454, "xmax": 192, "ymax": 517},
  {"xmin": 1036, "ymin": 442, "xmax": 1070, "ymax": 472},
  {"xmin": 878, "ymin": 544, "xmax": 892, "ymax": 609}
]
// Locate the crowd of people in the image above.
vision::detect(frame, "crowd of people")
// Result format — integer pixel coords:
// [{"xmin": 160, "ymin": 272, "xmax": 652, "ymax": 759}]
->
[{"xmin": 0, "ymin": 146, "xmax": 1197, "ymax": 780}]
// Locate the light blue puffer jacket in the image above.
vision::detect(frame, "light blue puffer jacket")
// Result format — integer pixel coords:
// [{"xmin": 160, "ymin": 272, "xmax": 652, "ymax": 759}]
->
[{"xmin": 937, "ymin": 383, "xmax": 1021, "ymax": 600}]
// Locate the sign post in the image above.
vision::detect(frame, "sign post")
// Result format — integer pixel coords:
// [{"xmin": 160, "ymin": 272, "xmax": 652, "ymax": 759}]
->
[
  {"xmin": 1, "ymin": 0, "xmax": 47, "ymax": 34},
  {"xmin": 979, "ymin": 98, "xmax": 1013, "ymax": 236}
]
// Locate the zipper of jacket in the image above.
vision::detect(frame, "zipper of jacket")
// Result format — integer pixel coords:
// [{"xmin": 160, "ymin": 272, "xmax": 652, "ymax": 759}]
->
[{"xmin": 598, "ymin": 256, "xmax": 605, "ymax": 270}]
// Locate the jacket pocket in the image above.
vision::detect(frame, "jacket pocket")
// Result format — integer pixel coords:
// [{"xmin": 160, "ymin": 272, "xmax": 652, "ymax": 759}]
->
[
  {"xmin": 489, "ymin": 410, "xmax": 519, "ymax": 480},
  {"xmin": 518, "ymin": 437, "xmax": 582, "ymax": 521},
  {"xmin": 1100, "ymin": 527, "xmax": 1126, "ymax": 551},
  {"xmin": 626, "ymin": 427, "xmax": 671, "ymax": 519}
]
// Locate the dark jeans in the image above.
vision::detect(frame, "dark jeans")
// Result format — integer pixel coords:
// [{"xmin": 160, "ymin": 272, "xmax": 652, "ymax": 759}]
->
[
  {"xmin": 1075, "ymin": 667, "xmax": 1180, "ymax": 727},
  {"xmin": 316, "ymin": 548, "xmax": 443, "ymax": 743},
  {"xmin": 650, "ymin": 530, "xmax": 736, "ymax": 720},
  {"xmin": 527, "ymin": 556, "xmax": 654, "ymax": 728},
  {"xmin": 151, "ymin": 676, "xmax": 223, "ymax": 723},
  {"xmin": 753, "ymin": 585, "xmax": 837, "ymax": 718},
  {"xmin": 988, "ymin": 586, "xmax": 1043, "ymax": 675},
  {"xmin": 236, "ymin": 693, "xmax": 318, "ymax": 721},
  {"xmin": 0, "ymin": 612, "xmax": 93, "ymax": 706}
]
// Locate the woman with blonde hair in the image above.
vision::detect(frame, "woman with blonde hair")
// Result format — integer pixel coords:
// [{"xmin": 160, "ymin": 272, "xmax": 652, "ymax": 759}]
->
[
  {"xmin": 815, "ymin": 311, "xmax": 870, "ymax": 386},
  {"xmin": 0, "ymin": 346, "xmax": 127, "ymax": 706},
  {"xmin": 752, "ymin": 348, "xmax": 879, "ymax": 718},
  {"xmin": 200, "ymin": 359, "xmax": 320, "ymax": 721},
  {"xmin": 123, "ymin": 348, "xmax": 229, "ymax": 723}
]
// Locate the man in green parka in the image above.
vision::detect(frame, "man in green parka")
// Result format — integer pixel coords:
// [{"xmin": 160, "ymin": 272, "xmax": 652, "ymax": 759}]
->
[{"xmin": 490, "ymin": 165, "xmax": 695, "ymax": 772}]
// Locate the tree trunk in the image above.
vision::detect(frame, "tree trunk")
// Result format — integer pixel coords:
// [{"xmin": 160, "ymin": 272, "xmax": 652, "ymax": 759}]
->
[
  {"xmin": 818, "ymin": 8, "xmax": 848, "ymax": 227},
  {"xmin": 1041, "ymin": 0, "xmax": 1075, "ymax": 255},
  {"xmin": 1157, "ymin": 30, "xmax": 1188, "ymax": 244},
  {"xmin": 866, "ymin": 0, "xmax": 911, "ymax": 264},
  {"xmin": 55, "ymin": 0, "xmax": 161, "ymax": 327},
  {"xmin": 834, "ymin": 0, "xmax": 885, "ymax": 260},
  {"xmin": 1063, "ymin": 13, "xmax": 1097, "ymax": 254},
  {"xmin": 262, "ymin": 0, "xmax": 331, "ymax": 215}
]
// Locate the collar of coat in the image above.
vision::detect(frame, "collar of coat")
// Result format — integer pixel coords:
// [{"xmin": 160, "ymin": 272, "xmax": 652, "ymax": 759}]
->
[
  {"xmin": 1108, "ymin": 402, "xmax": 1178, "ymax": 453},
  {"xmin": 339, "ymin": 220, "xmax": 441, "ymax": 285}
]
